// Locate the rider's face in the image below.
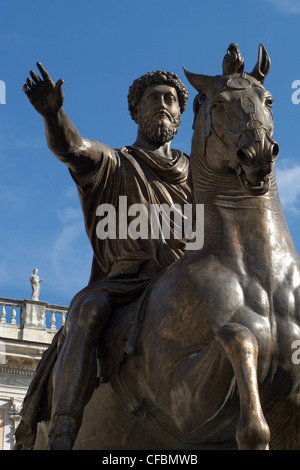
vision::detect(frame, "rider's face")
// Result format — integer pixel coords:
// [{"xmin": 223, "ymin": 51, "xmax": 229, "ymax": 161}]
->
[
  {"xmin": 135, "ymin": 84, "xmax": 181, "ymax": 143},
  {"xmin": 135, "ymin": 84, "xmax": 180, "ymax": 125}
]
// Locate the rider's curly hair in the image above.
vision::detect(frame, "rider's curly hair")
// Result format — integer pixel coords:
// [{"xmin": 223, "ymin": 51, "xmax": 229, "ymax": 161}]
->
[{"xmin": 128, "ymin": 70, "xmax": 188, "ymax": 122}]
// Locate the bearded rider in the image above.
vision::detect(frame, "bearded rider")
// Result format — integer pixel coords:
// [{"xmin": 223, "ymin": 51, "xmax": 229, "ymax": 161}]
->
[{"xmin": 15, "ymin": 64, "xmax": 191, "ymax": 450}]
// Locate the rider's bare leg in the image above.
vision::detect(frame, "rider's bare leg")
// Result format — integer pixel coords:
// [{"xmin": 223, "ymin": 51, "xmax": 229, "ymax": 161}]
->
[{"xmin": 47, "ymin": 291, "xmax": 113, "ymax": 450}]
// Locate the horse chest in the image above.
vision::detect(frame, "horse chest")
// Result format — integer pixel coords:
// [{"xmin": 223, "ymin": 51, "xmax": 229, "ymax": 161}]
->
[
  {"xmin": 237, "ymin": 270, "xmax": 300, "ymax": 365},
  {"xmin": 193, "ymin": 256, "xmax": 300, "ymax": 348},
  {"xmin": 241, "ymin": 277, "xmax": 299, "ymax": 320}
]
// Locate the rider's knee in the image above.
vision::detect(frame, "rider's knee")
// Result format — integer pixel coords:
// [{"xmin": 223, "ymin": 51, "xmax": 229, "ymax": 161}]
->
[{"xmin": 66, "ymin": 292, "xmax": 113, "ymax": 334}]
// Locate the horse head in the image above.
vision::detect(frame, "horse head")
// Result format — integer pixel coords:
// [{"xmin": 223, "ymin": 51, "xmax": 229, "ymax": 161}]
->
[{"xmin": 184, "ymin": 44, "xmax": 279, "ymax": 196}]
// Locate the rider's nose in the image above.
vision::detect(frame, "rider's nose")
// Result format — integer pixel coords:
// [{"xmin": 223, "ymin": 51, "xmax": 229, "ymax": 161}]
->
[{"xmin": 156, "ymin": 94, "xmax": 169, "ymax": 108}]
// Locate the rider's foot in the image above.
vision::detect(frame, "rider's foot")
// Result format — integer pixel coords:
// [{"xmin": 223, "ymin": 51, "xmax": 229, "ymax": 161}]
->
[{"xmin": 47, "ymin": 414, "xmax": 77, "ymax": 450}]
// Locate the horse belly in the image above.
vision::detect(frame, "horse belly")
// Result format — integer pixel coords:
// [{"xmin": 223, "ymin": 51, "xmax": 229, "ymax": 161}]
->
[{"xmin": 74, "ymin": 382, "xmax": 171, "ymax": 450}]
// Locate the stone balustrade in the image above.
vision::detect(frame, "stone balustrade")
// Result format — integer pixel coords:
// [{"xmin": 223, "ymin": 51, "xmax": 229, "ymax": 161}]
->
[
  {"xmin": 0, "ymin": 297, "xmax": 68, "ymax": 343},
  {"xmin": 0, "ymin": 296, "xmax": 69, "ymax": 449}
]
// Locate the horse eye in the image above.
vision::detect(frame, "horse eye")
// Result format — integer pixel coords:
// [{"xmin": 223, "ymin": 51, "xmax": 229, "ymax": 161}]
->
[
  {"xmin": 211, "ymin": 102, "xmax": 223, "ymax": 112},
  {"xmin": 265, "ymin": 97, "xmax": 273, "ymax": 108}
]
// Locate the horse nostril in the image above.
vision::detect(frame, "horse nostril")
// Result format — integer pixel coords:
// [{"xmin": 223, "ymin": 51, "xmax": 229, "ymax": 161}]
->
[
  {"xmin": 271, "ymin": 143, "xmax": 279, "ymax": 161},
  {"xmin": 237, "ymin": 148, "xmax": 254, "ymax": 166}
]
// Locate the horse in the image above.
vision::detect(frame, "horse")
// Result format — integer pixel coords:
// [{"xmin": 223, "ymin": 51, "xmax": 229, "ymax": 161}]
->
[{"xmin": 32, "ymin": 44, "xmax": 300, "ymax": 451}]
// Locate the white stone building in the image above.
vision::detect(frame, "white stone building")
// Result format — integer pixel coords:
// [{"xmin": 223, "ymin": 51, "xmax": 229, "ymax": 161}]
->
[{"xmin": 0, "ymin": 296, "xmax": 68, "ymax": 449}]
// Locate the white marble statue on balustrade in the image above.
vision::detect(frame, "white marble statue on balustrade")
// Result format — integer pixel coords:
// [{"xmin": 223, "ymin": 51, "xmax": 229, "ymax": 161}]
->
[{"xmin": 30, "ymin": 269, "xmax": 43, "ymax": 301}]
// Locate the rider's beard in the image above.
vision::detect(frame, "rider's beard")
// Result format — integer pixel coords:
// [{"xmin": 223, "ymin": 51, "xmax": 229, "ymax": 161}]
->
[{"xmin": 139, "ymin": 114, "xmax": 181, "ymax": 143}]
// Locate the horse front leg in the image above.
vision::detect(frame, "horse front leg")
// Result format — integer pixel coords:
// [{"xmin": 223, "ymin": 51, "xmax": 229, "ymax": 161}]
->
[
  {"xmin": 216, "ymin": 323, "xmax": 270, "ymax": 449},
  {"xmin": 170, "ymin": 322, "xmax": 270, "ymax": 450}
]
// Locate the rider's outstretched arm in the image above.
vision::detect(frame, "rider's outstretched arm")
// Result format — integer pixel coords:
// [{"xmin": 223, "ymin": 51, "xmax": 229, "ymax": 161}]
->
[{"xmin": 23, "ymin": 62, "xmax": 104, "ymax": 177}]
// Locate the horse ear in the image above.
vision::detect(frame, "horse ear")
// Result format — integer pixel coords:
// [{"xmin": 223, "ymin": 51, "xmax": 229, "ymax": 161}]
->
[
  {"xmin": 183, "ymin": 67, "xmax": 214, "ymax": 96},
  {"xmin": 249, "ymin": 44, "xmax": 271, "ymax": 84},
  {"xmin": 192, "ymin": 94, "xmax": 206, "ymax": 129}
]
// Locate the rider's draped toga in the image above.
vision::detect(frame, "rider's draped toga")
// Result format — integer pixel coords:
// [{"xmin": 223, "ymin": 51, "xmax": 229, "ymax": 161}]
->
[
  {"xmin": 76, "ymin": 144, "xmax": 190, "ymax": 279},
  {"xmin": 15, "ymin": 144, "xmax": 191, "ymax": 448}
]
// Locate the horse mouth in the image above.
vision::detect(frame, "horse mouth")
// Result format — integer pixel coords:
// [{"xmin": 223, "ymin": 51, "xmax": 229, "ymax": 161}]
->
[{"xmin": 236, "ymin": 164, "xmax": 271, "ymax": 195}]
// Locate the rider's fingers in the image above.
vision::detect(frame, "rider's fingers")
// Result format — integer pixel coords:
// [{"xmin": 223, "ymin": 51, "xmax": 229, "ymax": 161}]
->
[
  {"xmin": 55, "ymin": 78, "xmax": 64, "ymax": 89},
  {"xmin": 23, "ymin": 84, "xmax": 31, "ymax": 95},
  {"xmin": 26, "ymin": 78, "xmax": 35, "ymax": 89},
  {"xmin": 36, "ymin": 62, "xmax": 51, "ymax": 82},
  {"xmin": 30, "ymin": 70, "xmax": 42, "ymax": 85}
]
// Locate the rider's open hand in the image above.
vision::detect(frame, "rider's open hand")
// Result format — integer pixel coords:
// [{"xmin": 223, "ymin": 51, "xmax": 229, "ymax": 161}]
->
[{"xmin": 23, "ymin": 62, "xmax": 64, "ymax": 116}]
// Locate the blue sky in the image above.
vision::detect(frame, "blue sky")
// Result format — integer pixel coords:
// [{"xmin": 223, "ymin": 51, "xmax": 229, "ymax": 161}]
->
[{"xmin": 1, "ymin": 0, "xmax": 300, "ymax": 307}]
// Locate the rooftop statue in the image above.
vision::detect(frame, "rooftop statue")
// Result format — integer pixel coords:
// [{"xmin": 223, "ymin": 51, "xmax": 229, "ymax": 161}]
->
[{"xmin": 30, "ymin": 269, "xmax": 43, "ymax": 301}]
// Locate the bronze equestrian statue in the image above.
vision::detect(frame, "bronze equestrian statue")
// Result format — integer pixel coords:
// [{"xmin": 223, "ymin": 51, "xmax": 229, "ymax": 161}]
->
[{"xmin": 16, "ymin": 44, "xmax": 300, "ymax": 450}]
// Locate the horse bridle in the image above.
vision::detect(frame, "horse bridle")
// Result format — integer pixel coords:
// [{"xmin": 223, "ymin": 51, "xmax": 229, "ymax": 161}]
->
[{"xmin": 204, "ymin": 76, "xmax": 275, "ymax": 166}]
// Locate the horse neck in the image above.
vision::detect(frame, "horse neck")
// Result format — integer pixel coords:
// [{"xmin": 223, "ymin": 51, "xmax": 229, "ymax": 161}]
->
[{"xmin": 190, "ymin": 153, "xmax": 298, "ymax": 279}]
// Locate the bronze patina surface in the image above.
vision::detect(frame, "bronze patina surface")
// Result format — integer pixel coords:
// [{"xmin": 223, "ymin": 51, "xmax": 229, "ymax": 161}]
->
[{"xmin": 16, "ymin": 44, "xmax": 300, "ymax": 450}]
